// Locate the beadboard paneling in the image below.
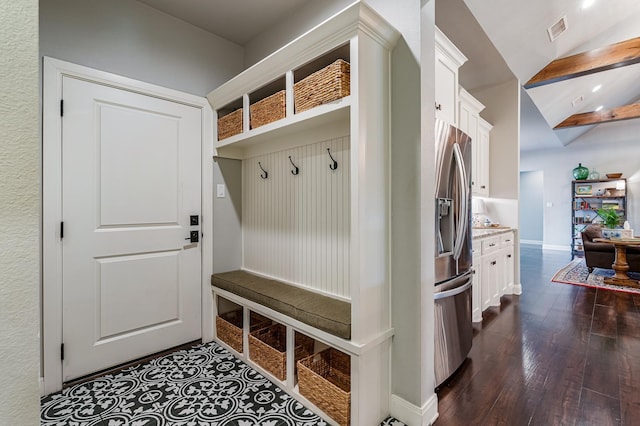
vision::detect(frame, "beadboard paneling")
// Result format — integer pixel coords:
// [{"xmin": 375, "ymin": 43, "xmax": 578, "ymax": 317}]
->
[{"xmin": 242, "ymin": 136, "xmax": 350, "ymax": 299}]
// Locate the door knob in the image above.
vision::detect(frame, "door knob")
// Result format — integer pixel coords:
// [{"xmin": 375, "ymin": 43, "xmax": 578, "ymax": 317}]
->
[{"xmin": 185, "ymin": 231, "xmax": 199, "ymax": 243}]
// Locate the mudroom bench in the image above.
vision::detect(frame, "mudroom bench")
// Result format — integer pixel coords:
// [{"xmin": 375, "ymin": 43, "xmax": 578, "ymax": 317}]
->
[
  {"xmin": 211, "ymin": 270, "xmax": 351, "ymax": 339},
  {"xmin": 211, "ymin": 270, "xmax": 394, "ymax": 426}
]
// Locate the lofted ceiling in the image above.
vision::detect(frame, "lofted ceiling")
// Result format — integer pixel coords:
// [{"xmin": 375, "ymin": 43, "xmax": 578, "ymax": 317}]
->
[
  {"xmin": 463, "ymin": 0, "xmax": 640, "ymax": 149},
  {"xmin": 138, "ymin": 0, "xmax": 640, "ymax": 151}
]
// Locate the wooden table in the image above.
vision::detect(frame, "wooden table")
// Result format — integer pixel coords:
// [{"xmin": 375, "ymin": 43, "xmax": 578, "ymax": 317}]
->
[{"xmin": 594, "ymin": 238, "xmax": 640, "ymax": 288}]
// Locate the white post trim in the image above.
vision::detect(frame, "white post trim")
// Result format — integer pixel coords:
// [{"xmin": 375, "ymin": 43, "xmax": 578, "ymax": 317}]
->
[{"xmin": 390, "ymin": 393, "xmax": 439, "ymax": 426}]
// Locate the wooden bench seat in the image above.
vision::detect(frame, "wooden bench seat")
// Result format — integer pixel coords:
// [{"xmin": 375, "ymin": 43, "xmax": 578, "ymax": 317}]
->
[{"xmin": 211, "ymin": 270, "xmax": 351, "ymax": 340}]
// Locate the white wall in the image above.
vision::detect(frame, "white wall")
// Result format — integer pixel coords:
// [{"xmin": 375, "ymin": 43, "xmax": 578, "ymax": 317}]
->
[
  {"xmin": 521, "ymin": 119, "xmax": 640, "ymax": 250},
  {"xmin": 244, "ymin": 0, "xmax": 353, "ymax": 67},
  {"xmin": 419, "ymin": 1, "xmax": 438, "ymax": 422},
  {"xmin": 520, "ymin": 171, "xmax": 544, "ymax": 243},
  {"xmin": 472, "ymin": 79, "xmax": 520, "ymax": 201},
  {"xmin": 40, "ymin": 0, "xmax": 244, "ymax": 96},
  {"xmin": 472, "ymin": 79, "xmax": 521, "ymax": 289},
  {"xmin": 39, "ymin": 0, "xmax": 246, "ymax": 391},
  {"xmin": 390, "ymin": 13, "xmax": 427, "ymax": 421},
  {"xmin": 212, "ymin": 158, "xmax": 243, "ymax": 274},
  {"xmin": 467, "ymin": 78, "xmax": 521, "ymax": 232},
  {"xmin": 0, "ymin": 0, "xmax": 40, "ymax": 423},
  {"xmin": 242, "ymin": 137, "xmax": 351, "ymax": 298},
  {"xmin": 245, "ymin": 0, "xmax": 420, "ymax": 66}
]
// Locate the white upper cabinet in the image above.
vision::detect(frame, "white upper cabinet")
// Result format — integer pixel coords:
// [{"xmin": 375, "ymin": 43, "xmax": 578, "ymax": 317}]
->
[
  {"xmin": 476, "ymin": 117, "xmax": 492, "ymax": 196},
  {"xmin": 435, "ymin": 27, "xmax": 467, "ymax": 126},
  {"xmin": 459, "ymin": 87, "xmax": 491, "ymax": 196}
]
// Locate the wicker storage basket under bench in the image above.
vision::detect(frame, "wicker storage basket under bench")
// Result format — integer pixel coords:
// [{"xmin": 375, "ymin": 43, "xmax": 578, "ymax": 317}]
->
[
  {"xmin": 294, "ymin": 59, "xmax": 350, "ymax": 113},
  {"xmin": 297, "ymin": 347, "xmax": 351, "ymax": 426},
  {"xmin": 216, "ymin": 309, "xmax": 272, "ymax": 353},
  {"xmin": 249, "ymin": 323, "xmax": 314, "ymax": 381}
]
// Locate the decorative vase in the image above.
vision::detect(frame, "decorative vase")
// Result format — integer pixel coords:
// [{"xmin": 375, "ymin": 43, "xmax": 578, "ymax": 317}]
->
[
  {"xmin": 602, "ymin": 228, "xmax": 633, "ymax": 239},
  {"xmin": 573, "ymin": 163, "xmax": 589, "ymax": 180},
  {"xmin": 589, "ymin": 168, "xmax": 600, "ymax": 180}
]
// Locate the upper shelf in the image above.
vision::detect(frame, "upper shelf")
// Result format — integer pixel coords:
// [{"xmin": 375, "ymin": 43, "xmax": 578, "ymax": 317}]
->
[
  {"xmin": 572, "ymin": 178, "xmax": 627, "ymax": 184},
  {"xmin": 206, "ymin": 2, "xmax": 399, "ymax": 159},
  {"xmin": 215, "ymin": 97, "xmax": 351, "ymax": 159}
]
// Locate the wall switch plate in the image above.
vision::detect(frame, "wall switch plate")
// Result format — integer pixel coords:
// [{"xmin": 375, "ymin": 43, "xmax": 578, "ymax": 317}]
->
[{"xmin": 216, "ymin": 184, "xmax": 226, "ymax": 198}]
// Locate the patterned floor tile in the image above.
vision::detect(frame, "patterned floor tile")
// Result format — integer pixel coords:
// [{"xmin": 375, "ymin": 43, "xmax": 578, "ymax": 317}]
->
[{"xmin": 41, "ymin": 341, "xmax": 407, "ymax": 425}]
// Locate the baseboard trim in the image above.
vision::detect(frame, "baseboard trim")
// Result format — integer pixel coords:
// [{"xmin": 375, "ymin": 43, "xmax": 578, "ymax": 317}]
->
[
  {"xmin": 390, "ymin": 393, "xmax": 439, "ymax": 426},
  {"xmin": 40, "ymin": 377, "xmax": 45, "ymax": 396},
  {"xmin": 512, "ymin": 283, "xmax": 522, "ymax": 295},
  {"xmin": 520, "ymin": 239, "xmax": 542, "ymax": 245},
  {"xmin": 542, "ymin": 244, "xmax": 571, "ymax": 252}
]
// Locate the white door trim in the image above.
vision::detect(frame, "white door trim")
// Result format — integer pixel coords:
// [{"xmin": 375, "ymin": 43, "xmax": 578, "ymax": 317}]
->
[{"xmin": 42, "ymin": 57, "xmax": 214, "ymax": 394}]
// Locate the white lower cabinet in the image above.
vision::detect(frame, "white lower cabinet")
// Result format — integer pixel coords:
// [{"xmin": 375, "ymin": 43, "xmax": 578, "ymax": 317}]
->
[
  {"xmin": 473, "ymin": 230, "xmax": 515, "ymax": 318},
  {"xmin": 501, "ymin": 234, "xmax": 515, "ymax": 295},
  {"xmin": 471, "ymin": 247, "xmax": 482, "ymax": 322},
  {"xmin": 482, "ymin": 252, "xmax": 501, "ymax": 308}
]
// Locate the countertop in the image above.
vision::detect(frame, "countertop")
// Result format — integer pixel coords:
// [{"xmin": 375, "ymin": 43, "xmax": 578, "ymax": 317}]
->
[{"xmin": 472, "ymin": 226, "xmax": 513, "ymax": 239}]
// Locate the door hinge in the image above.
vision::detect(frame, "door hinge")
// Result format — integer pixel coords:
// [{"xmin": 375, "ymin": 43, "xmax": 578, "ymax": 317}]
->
[
  {"xmin": 60, "ymin": 343, "xmax": 65, "ymax": 361},
  {"xmin": 60, "ymin": 222, "xmax": 64, "ymax": 239},
  {"xmin": 60, "ymin": 99, "xmax": 64, "ymax": 117}
]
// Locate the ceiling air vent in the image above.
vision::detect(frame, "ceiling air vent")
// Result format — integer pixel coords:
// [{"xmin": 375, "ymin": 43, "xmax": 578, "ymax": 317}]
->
[{"xmin": 547, "ymin": 16, "xmax": 568, "ymax": 42}]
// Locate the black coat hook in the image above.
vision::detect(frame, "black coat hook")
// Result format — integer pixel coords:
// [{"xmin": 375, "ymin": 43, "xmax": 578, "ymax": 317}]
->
[
  {"xmin": 258, "ymin": 162, "xmax": 268, "ymax": 179},
  {"xmin": 288, "ymin": 156, "xmax": 299, "ymax": 175},
  {"xmin": 327, "ymin": 148, "xmax": 338, "ymax": 171}
]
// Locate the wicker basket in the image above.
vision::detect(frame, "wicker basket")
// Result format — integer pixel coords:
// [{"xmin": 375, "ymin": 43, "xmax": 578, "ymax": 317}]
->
[
  {"xmin": 297, "ymin": 348, "xmax": 351, "ymax": 426},
  {"xmin": 294, "ymin": 59, "xmax": 350, "ymax": 113},
  {"xmin": 217, "ymin": 108, "xmax": 243, "ymax": 140},
  {"xmin": 216, "ymin": 310, "xmax": 271, "ymax": 353},
  {"xmin": 250, "ymin": 90, "xmax": 286, "ymax": 129},
  {"xmin": 249, "ymin": 324, "xmax": 314, "ymax": 381}
]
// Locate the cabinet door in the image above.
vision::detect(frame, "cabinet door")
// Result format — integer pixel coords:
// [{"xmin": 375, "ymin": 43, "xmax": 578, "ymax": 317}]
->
[
  {"xmin": 480, "ymin": 254, "xmax": 494, "ymax": 310},
  {"xmin": 482, "ymin": 253, "xmax": 501, "ymax": 308},
  {"xmin": 459, "ymin": 98, "xmax": 480, "ymax": 194},
  {"xmin": 435, "ymin": 48, "xmax": 458, "ymax": 126},
  {"xmin": 472, "ymin": 249, "xmax": 482, "ymax": 322},
  {"xmin": 471, "ymin": 138, "xmax": 481, "ymax": 195},
  {"xmin": 475, "ymin": 119, "xmax": 491, "ymax": 196},
  {"xmin": 502, "ymin": 245, "xmax": 514, "ymax": 295}
]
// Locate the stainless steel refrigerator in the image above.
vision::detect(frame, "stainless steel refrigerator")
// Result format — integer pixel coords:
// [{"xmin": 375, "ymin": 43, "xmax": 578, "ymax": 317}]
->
[{"xmin": 434, "ymin": 118, "xmax": 473, "ymax": 387}]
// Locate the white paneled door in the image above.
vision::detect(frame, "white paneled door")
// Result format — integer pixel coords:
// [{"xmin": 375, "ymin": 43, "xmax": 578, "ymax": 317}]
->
[{"xmin": 61, "ymin": 76, "xmax": 202, "ymax": 381}]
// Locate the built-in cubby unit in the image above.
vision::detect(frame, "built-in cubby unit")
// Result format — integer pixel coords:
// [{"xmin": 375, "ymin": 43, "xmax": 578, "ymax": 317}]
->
[{"xmin": 207, "ymin": 4, "xmax": 399, "ymax": 425}]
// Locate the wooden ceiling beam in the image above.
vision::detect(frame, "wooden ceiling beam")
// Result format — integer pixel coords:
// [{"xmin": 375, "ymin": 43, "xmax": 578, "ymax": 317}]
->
[
  {"xmin": 554, "ymin": 103, "xmax": 640, "ymax": 129},
  {"xmin": 525, "ymin": 37, "xmax": 640, "ymax": 89}
]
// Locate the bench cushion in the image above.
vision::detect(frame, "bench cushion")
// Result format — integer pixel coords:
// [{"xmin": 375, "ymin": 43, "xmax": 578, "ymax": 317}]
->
[{"xmin": 212, "ymin": 270, "xmax": 351, "ymax": 339}]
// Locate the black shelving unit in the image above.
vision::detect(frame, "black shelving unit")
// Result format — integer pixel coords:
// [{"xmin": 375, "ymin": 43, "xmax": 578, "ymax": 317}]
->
[{"xmin": 571, "ymin": 178, "xmax": 627, "ymax": 259}]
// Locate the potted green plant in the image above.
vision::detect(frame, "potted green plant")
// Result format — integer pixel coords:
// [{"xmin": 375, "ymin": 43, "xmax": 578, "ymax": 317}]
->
[
  {"xmin": 597, "ymin": 207, "xmax": 621, "ymax": 238},
  {"xmin": 597, "ymin": 207, "xmax": 620, "ymax": 229}
]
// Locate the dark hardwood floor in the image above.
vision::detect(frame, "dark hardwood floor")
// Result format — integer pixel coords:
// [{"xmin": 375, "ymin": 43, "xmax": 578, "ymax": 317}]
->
[{"xmin": 435, "ymin": 244, "xmax": 640, "ymax": 426}]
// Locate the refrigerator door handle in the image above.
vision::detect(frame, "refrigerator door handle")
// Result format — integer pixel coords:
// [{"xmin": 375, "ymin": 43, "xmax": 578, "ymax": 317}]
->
[
  {"xmin": 434, "ymin": 275, "xmax": 472, "ymax": 300},
  {"xmin": 452, "ymin": 142, "xmax": 468, "ymax": 261}
]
